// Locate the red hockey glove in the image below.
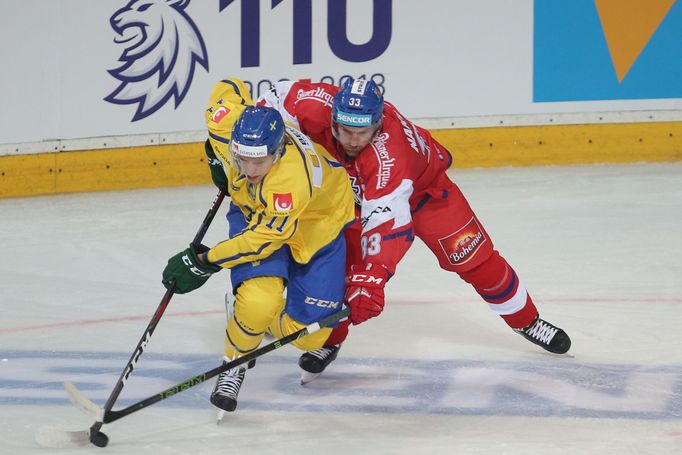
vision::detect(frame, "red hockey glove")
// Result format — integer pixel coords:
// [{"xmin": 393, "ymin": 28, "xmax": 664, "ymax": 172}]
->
[{"xmin": 345, "ymin": 263, "xmax": 390, "ymax": 325}]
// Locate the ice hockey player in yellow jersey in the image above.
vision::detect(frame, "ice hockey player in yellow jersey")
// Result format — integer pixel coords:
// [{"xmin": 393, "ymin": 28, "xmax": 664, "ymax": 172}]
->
[{"xmin": 162, "ymin": 78, "xmax": 355, "ymax": 416}]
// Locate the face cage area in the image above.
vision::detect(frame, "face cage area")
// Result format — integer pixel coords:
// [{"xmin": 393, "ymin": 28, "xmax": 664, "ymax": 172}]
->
[{"xmin": 228, "ymin": 138, "xmax": 285, "ymax": 175}]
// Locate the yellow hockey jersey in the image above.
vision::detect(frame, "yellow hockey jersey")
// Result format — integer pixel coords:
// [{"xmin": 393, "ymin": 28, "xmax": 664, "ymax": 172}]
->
[{"xmin": 204, "ymin": 78, "xmax": 355, "ymax": 268}]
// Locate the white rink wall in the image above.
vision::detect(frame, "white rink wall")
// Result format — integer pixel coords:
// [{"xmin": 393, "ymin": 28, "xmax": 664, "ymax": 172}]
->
[{"xmin": 1, "ymin": 0, "xmax": 681, "ymax": 149}]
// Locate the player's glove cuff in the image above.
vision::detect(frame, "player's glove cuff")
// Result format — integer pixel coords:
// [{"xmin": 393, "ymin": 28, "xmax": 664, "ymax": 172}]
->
[{"xmin": 346, "ymin": 263, "xmax": 389, "ymax": 288}]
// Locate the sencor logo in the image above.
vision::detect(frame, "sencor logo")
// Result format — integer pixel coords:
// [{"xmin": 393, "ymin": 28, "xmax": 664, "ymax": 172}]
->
[{"xmin": 336, "ymin": 112, "xmax": 372, "ymax": 126}]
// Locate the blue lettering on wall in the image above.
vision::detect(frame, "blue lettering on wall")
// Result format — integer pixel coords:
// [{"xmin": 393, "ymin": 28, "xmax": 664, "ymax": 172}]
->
[
  {"xmin": 292, "ymin": 0, "xmax": 313, "ymax": 64},
  {"xmin": 220, "ymin": 0, "xmax": 392, "ymax": 67},
  {"xmin": 327, "ymin": 0, "xmax": 392, "ymax": 62}
]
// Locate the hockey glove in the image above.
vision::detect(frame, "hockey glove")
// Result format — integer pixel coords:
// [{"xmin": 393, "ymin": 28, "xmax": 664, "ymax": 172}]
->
[
  {"xmin": 162, "ymin": 244, "xmax": 222, "ymax": 294},
  {"xmin": 204, "ymin": 139, "xmax": 228, "ymax": 191},
  {"xmin": 345, "ymin": 263, "xmax": 389, "ymax": 325}
]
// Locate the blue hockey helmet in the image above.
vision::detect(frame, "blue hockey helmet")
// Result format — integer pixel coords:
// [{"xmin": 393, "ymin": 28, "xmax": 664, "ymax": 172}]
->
[
  {"xmin": 230, "ymin": 106, "xmax": 286, "ymax": 166},
  {"xmin": 332, "ymin": 78, "xmax": 384, "ymax": 129}
]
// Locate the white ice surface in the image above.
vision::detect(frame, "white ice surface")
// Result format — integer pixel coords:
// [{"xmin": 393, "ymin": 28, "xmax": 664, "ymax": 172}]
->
[{"xmin": 1, "ymin": 163, "xmax": 681, "ymax": 454}]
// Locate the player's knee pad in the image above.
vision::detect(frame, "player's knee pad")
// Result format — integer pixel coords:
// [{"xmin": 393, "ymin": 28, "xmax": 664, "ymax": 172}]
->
[
  {"xmin": 459, "ymin": 250, "xmax": 537, "ymax": 328},
  {"xmin": 226, "ymin": 277, "xmax": 285, "ymax": 354},
  {"xmin": 234, "ymin": 276, "xmax": 285, "ymax": 331}
]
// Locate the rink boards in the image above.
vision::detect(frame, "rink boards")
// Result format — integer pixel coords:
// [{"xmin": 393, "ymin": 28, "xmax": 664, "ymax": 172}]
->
[{"xmin": 1, "ymin": 120, "xmax": 682, "ymax": 198}]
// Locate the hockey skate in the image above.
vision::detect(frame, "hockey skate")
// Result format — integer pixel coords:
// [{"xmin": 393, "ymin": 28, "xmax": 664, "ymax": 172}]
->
[
  {"xmin": 298, "ymin": 344, "xmax": 340, "ymax": 385},
  {"xmin": 515, "ymin": 315, "xmax": 571, "ymax": 354},
  {"xmin": 210, "ymin": 359, "xmax": 246, "ymax": 414}
]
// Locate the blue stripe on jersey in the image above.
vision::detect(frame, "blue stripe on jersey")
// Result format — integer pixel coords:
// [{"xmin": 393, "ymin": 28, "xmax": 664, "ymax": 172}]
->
[
  {"xmin": 214, "ymin": 241, "xmax": 273, "ymax": 265},
  {"xmin": 480, "ymin": 269, "xmax": 518, "ymax": 301},
  {"xmin": 383, "ymin": 227, "xmax": 414, "ymax": 242},
  {"xmin": 209, "ymin": 131, "xmax": 230, "ymax": 144},
  {"xmin": 325, "ymin": 157, "xmax": 343, "ymax": 168},
  {"xmin": 220, "ymin": 79, "xmax": 248, "ymax": 105},
  {"xmin": 224, "ymin": 211, "xmax": 295, "ymax": 252},
  {"xmin": 251, "ymin": 212, "xmax": 264, "ymax": 229},
  {"xmin": 228, "ymin": 212, "xmax": 263, "ymax": 240},
  {"xmin": 258, "ymin": 179, "xmax": 267, "ymax": 206},
  {"xmin": 412, "ymin": 194, "xmax": 430, "ymax": 214}
]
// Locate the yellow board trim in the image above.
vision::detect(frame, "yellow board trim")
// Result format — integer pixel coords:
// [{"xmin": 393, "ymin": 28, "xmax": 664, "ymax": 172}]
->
[
  {"xmin": 1, "ymin": 143, "xmax": 207, "ymax": 198},
  {"xmin": 432, "ymin": 121, "xmax": 682, "ymax": 168},
  {"xmin": 1, "ymin": 122, "xmax": 681, "ymax": 198}
]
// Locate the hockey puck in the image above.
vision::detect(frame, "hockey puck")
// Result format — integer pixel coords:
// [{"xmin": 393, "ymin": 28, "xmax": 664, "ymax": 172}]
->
[{"xmin": 90, "ymin": 431, "xmax": 109, "ymax": 448}]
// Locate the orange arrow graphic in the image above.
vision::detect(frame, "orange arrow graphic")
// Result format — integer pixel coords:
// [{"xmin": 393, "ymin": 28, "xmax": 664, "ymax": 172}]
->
[{"xmin": 595, "ymin": 0, "xmax": 676, "ymax": 82}]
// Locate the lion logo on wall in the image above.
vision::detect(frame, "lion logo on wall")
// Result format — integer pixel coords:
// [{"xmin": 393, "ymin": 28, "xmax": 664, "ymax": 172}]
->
[{"xmin": 105, "ymin": 0, "xmax": 209, "ymax": 121}]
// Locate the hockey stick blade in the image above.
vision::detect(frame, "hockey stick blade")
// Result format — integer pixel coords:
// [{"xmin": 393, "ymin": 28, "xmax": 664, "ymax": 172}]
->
[
  {"xmin": 64, "ymin": 381, "xmax": 105, "ymax": 421},
  {"xmin": 35, "ymin": 426, "xmax": 90, "ymax": 448},
  {"xmin": 33, "ymin": 382, "xmax": 105, "ymax": 448}
]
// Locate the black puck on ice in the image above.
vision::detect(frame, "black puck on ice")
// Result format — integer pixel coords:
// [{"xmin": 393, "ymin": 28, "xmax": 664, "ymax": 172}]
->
[{"xmin": 90, "ymin": 431, "xmax": 109, "ymax": 447}]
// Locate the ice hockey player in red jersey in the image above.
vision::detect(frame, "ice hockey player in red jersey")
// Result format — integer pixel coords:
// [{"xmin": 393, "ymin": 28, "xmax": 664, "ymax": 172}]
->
[{"xmin": 259, "ymin": 78, "xmax": 571, "ymax": 383}]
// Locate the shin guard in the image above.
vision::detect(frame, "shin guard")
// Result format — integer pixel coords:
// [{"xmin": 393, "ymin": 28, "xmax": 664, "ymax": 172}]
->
[{"xmin": 459, "ymin": 251, "xmax": 537, "ymax": 329}]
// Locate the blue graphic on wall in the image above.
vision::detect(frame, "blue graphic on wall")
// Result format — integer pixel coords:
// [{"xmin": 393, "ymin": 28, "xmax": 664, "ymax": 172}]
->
[
  {"xmin": 104, "ymin": 0, "xmax": 209, "ymax": 122},
  {"xmin": 219, "ymin": 0, "xmax": 392, "ymax": 67},
  {"xmin": 533, "ymin": 0, "xmax": 682, "ymax": 102}
]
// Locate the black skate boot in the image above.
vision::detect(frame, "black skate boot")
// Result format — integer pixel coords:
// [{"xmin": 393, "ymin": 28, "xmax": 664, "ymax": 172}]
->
[
  {"xmin": 298, "ymin": 345, "xmax": 340, "ymax": 385},
  {"xmin": 515, "ymin": 315, "xmax": 571, "ymax": 354},
  {"xmin": 210, "ymin": 359, "xmax": 246, "ymax": 412}
]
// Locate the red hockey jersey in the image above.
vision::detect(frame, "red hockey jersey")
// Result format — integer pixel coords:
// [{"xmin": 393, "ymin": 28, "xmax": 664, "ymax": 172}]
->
[{"xmin": 259, "ymin": 80, "xmax": 454, "ymax": 275}]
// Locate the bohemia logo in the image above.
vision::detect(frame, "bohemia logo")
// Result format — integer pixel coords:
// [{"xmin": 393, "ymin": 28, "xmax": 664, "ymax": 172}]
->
[
  {"xmin": 273, "ymin": 193, "xmax": 293, "ymax": 213},
  {"xmin": 438, "ymin": 217, "xmax": 487, "ymax": 266},
  {"xmin": 105, "ymin": 0, "xmax": 209, "ymax": 121}
]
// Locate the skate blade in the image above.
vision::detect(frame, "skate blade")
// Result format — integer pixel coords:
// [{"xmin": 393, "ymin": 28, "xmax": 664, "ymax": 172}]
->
[
  {"xmin": 216, "ymin": 409, "xmax": 225, "ymax": 424},
  {"xmin": 300, "ymin": 371, "xmax": 321, "ymax": 385}
]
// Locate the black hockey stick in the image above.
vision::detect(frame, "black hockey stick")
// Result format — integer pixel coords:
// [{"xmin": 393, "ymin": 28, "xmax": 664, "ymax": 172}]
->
[
  {"xmin": 48, "ymin": 306, "xmax": 350, "ymax": 448},
  {"xmin": 41, "ymin": 190, "xmax": 225, "ymax": 448}
]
